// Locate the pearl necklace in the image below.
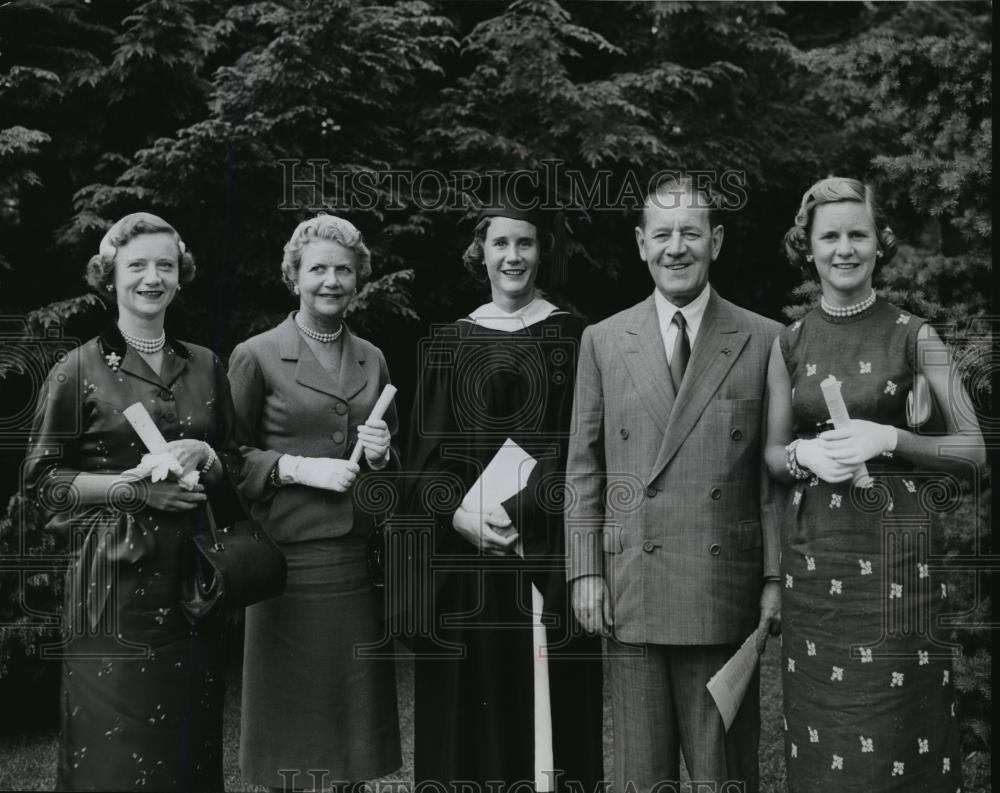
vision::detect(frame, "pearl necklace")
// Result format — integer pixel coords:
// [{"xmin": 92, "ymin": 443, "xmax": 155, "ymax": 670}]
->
[
  {"xmin": 119, "ymin": 326, "xmax": 166, "ymax": 354},
  {"xmin": 295, "ymin": 313, "xmax": 343, "ymax": 343},
  {"xmin": 821, "ymin": 289, "xmax": 876, "ymax": 318}
]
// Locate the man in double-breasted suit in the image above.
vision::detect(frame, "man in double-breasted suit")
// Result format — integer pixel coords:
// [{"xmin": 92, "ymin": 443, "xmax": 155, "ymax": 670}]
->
[{"xmin": 565, "ymin": 178, "xmax": 782, "ymax": 792}]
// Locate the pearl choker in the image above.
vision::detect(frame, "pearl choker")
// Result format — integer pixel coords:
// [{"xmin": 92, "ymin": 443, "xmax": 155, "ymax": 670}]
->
[
  {"xmin": 821, "ymin": 289, "xmax": 876, "ymax": 318},
  {"xmin": 119, "ymin": 326, "xmax": 166, "ymax": 354},
  {"xmin": 295, "ymin": 313, "xmax": 343, "ymax": 343}
]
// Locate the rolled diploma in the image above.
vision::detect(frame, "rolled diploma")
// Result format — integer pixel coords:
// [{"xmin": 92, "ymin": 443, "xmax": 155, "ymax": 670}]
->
[
  {"xmin": 122, "ymin": 402, "xmax": 169, "ymax": 453},
  {"xmin": 819, "ymin": 375, "xmax": 872, "ymax": 488},
  {"xmin": 349, "ymin": 384, "xmax": 398, "ymax": 465}
]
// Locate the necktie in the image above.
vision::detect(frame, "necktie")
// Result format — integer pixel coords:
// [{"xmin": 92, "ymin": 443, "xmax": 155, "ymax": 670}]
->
[{"xmin": 670, "ymin": 311, "xmax": 689, "ymax": 389}]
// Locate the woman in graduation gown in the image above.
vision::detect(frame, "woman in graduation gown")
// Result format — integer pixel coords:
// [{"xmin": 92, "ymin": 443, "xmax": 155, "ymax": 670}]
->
[
  {"xmin": 402, "ymin": 195, "xmax": 604, "ymax": 792},
  {"xmin": 24, "ymin": 212, "xmax": 239, "ymax": 792}
]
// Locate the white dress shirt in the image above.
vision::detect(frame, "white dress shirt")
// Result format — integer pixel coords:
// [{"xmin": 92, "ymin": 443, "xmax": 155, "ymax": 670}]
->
[{"xmin": 653, "ymin": 283, "xmax": 711, "ymax": 365}]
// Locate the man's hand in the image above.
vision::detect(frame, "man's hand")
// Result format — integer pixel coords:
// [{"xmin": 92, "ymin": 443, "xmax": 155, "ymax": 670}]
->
[
  {"xmin": 571, "ymin": 574, "xmax": 613, "ymax": 636},
  {"xmin": 756, "ymin": 580, "xmax": 781, "ymax": 652},
  {"xmin": 452, "ymin": 505, "xmax": 518, "ymax": 555}
]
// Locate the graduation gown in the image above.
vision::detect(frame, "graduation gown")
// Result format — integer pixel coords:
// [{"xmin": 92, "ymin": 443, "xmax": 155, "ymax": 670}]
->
[{"xmin": 400, "ymin": 304, "xmax": 604, "ymax": 791}]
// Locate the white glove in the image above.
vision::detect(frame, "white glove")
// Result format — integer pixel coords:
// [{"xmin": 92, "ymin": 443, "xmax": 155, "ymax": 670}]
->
[
  {"xmin": 123, "ymin": 452, "xmax": 200, "ymax": 491},
  {"xmin": 278, "ymin": 455, "xmax": 359, "ymax": 493},
  {"xmin": 818, "ymin": 419, "xmax": 899, "ymax": 466}
]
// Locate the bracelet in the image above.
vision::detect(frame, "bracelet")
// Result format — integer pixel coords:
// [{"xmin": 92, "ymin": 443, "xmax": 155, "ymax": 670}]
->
[
  {"xmin": 269, "ymin": 461, "xmax": 283, "ymax": 488},
  {"xmin": 784, "ymin": 439, "xmax": 812, "ymax": 480},
  {"xmin": 200, "ymin": 445, "xmax": 218, "ymax": 476}
]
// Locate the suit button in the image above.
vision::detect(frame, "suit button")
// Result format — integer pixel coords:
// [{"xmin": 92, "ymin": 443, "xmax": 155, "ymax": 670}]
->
[
  {"xmin": 730, "ymin": 428, "xmax": 743, "ymax": 441},
  {"xmin": 642, "ymin": 540, "xmax": 655, "ymax": 553},
  {"xmin": 332, "ymin": 431, "xmax": 345, "ymax": 444},
  {"xmin": 709, "ymin": 543, "xmax": 722, "ymax": 556},
  {"xmin": 335, "ymin": 402, "xmax": 347, "ymax": 415},
  {"xmin": 163, "ymin": 412, "xmax": 176, "ymax": 423},
  {"xmin": 710, "ymin": 487, "xmax": 722, "ymax": 500},
  {"xmin": 645, "ymin": 486, "xmax": 657, "ymax": 498},
  {"xmin": 620, "ymin": 428, "xmax": 630, "ymax": 439},
  {"xmin": 159, "ymin": 389, "xmax": 173, "ymax": 401}
]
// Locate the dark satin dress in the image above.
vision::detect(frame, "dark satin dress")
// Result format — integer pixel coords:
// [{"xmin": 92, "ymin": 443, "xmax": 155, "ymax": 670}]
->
[
  {"xmin": 400, "ymin": 310, "xmax": 604, "ymax": 791},
  {"xmin": 24, "ymin": 326, "xmax": 240, "ymax": 792},
  {"xmin": 778, "ymin": 300, "xmax": 963, "ymax": 792}
]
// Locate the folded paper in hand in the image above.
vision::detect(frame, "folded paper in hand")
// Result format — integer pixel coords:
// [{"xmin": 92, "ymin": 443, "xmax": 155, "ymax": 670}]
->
[
  {"xmin": 706, "ymin": 627, "xmax": 765, "ymax": 732},
  {"xmin": 121, "ymin": 402, "xmax": 199, "ymax": 490},
  {"xmin": 461, "ymin": 438, "xmax": 537, "ymax": 514},
  {"xmin": 124, "ymin": 452, "xmax": 200, "ymax": 490},
  {"xmin": 461, "ymin": 439, "xmax": 551, "ymax": 789}
]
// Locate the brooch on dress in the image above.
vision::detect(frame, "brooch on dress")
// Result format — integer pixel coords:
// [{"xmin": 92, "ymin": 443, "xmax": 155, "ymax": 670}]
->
[{"xmin": 104, "ymin": 351, "xmax": 122, "ymax": 371}]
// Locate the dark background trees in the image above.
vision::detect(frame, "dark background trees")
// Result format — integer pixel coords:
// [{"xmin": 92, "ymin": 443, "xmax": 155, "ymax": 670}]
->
[{"xmin": 0, "ymin": 1, "xmax": 992, "ymax": 787}]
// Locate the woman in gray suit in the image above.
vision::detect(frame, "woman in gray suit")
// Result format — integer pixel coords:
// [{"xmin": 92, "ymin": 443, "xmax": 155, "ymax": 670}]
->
[{"xmin": 228, "ymin": 214, "xmax": 401, "ymax": 791}]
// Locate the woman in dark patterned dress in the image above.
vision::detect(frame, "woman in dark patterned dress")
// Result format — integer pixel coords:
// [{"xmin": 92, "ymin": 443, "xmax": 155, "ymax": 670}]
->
[
  {"xmin": 401, "ymin": 195, "xmax": 604, "ymax": 792},
  {"xmin": 25, "ymin": 212, "xmax": 239, "ymax": 791},
  {"xmin": 764, "ymin": 177, "xmax": 985, "ymax": 792}
]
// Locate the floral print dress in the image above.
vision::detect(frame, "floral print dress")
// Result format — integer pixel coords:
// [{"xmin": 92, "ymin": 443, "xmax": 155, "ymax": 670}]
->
[{"xmin": 779, "ymin": 299, "xmax": 963, "ymax": 792}]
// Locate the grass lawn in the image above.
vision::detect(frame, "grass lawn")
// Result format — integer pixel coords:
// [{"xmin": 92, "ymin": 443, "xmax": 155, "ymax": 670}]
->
[{"xmin": 0, "ymin": 638, "xmax": 790, "ymax": 792}]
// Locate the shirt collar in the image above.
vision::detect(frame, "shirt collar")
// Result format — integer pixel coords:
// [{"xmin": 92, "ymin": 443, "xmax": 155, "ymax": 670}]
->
[
  {"xmin": 653, "ymin": 283, "xmax": 711, "ymax": 339},
  {"xmin": 466, "ymin": 297, "xmax": 561, "ymax": 332}
]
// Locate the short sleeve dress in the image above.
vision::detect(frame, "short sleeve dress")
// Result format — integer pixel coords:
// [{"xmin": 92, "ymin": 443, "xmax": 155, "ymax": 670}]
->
[
  {"xmin": 778, "ymin": 299, "xmax": 962, "ymax": 792},
  {"xmin": 24, "ymin": 325, "xmax": 240, "ymax": 792}
]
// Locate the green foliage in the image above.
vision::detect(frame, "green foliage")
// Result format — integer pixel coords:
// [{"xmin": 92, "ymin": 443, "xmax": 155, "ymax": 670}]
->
[{"xmin": 0, "ymin": 4, "xmax": 991, "ymax": 780}]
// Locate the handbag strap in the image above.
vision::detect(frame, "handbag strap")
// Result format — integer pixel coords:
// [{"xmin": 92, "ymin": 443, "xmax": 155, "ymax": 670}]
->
[{"xmin": 204, "ymin": 502, "xmax": 224, "ymax": 552}]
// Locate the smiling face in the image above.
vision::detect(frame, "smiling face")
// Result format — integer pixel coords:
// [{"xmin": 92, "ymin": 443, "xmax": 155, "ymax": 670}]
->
[
  {"xmin": 296, "ymin": 238, "xmax": 358, "ymax": 327},
  {"xmin": 113, "ymin": 232, "xmax": 181, "ymax": 324},
  {"xmin": 809, "ymin": 200, "xmax": 879, "ymax": 305},
  {"xmin": 483, "ymin": 216, "xmax": 540, "ymax": 308},
  {"xmin": 636, "ymin": 190, "xmax": 723, "ymax": 307}
]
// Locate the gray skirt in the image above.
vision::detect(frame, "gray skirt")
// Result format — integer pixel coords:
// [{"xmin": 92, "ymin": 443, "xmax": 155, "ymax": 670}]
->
[{"xmin": 239, "ymin": 535, "xmax": 401, "ymax": 787}]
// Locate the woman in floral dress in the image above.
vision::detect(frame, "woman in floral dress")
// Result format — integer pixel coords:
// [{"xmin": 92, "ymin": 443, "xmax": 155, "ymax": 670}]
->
[{"xmin": 763, "ymin": 177, "xmax": 985, "ymax": 791}]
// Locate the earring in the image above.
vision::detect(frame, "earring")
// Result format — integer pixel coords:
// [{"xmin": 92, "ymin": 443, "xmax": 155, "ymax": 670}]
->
[
  {"xmin": 805, "ymin": 254, "xmax": 814, "ymax": 263},
  {"xmin": 176, "ymin": 285, "xmax": 182, "ymax": 292},
  {"xmin": 293, "ymin": 285, "xmax": 300, "ymax": 295},
  {"xmin": 876, "ymin": 250, "xmax": 884, "ymax": 259},
  {"xmin": 107, "ymin": 284, "xmax": 114, "ymax": 292}
]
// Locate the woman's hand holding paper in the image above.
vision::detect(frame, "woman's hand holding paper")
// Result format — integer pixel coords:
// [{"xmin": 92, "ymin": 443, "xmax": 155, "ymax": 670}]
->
[
  {"xmin": 794, "ymin": 438, "xmax": 858, "ymax": 484},
  {"xmin": 356, "ymin": 419, "xmax": 391, "ymax": 467},
  {"xmin": 818, "ymin": 419, "xmax": 898, "ymax": 466},
  {"xmin": 278, "ymin": 455, "xmax": 359, "ymax": 493},
  {"xmin": 452, "ymin": 504, "xmax": 518, "ymax": 555},
  {"xmin": 123, "ymin": 451, "xmax": 200, "ymax": 490}
]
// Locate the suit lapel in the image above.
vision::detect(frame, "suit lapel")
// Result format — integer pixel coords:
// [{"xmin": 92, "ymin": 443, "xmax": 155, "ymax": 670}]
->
[
  {"xmin": 158, "ymin": 341, "xmax": 190, "ymax": 387},
  {"xmin": 280, "ymin": 313, "xmax": 369, "ymax": 401},
  {"xmin": 650, "ymin": 290, "xmax": 748, "ymax": 481},
  {"xmin": 338, "ymin": 327, "xmax": 369, "ymax": 402},
  {"xmin": 620, "ymin": 296, "xmax": 674, "ymax": 434},
  {"xmin": 99, "ymin": 324, "xmax": 194, "ymax": 393},
  {"xmin": 118, "ymin": 349, "xmax": 163, "ymax": 388}
]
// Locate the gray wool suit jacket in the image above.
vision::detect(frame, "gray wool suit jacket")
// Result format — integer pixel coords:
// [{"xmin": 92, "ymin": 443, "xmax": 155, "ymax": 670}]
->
[
  {"xmin": 565, "ymin": 289, "xmax": 782, "ymax": 645},
  {"xmin": 228, "ymin": 313, "xmax": 398, "ymax": 544}
]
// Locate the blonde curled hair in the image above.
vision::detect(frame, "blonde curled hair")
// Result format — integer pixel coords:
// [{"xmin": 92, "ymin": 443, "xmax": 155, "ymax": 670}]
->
[{"xmin": 783, "ymin": 177, "xmax": 897, "ymax": 278}]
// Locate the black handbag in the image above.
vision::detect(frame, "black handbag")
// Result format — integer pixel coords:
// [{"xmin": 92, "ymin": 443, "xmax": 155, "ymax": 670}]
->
[{"xmin": 182, "ymin": 474, "xmax": 287, "ymax": 622}]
